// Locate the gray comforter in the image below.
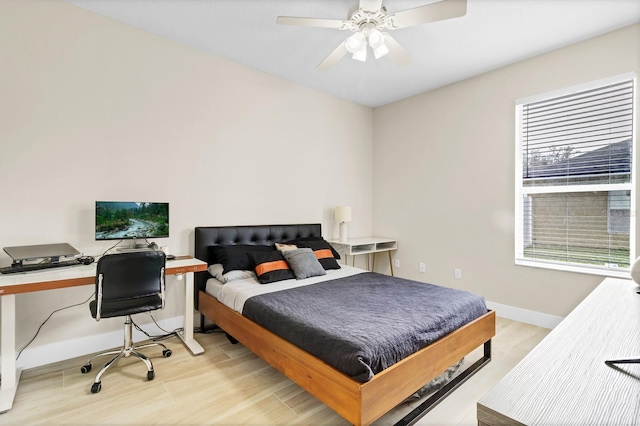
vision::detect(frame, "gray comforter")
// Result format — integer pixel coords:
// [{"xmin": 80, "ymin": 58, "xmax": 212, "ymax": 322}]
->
[{"xmin": 242, "ymin": 272, "xmax": 487, "ymax": 382}]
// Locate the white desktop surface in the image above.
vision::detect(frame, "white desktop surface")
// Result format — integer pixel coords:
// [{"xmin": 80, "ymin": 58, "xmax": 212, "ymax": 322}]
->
[
  {"xmin": 0, "ymin": 256, "xmax": 204, "ymax": 292},
  {"xmin": 0, "ymin": 261, "xmax": 97, "ymax": 289},
  {"xmin": 477, "ymin": 277, "xmax": 640, "ymax": 425},
  {"xmin": 0, "ymin": 255, "xmax": 207, "ymax": 413}
]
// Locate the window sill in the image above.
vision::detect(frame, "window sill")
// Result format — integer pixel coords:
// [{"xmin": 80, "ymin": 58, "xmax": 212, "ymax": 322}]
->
[{"xmin": 515, "ymin": 259, "xmax": 631, "ymax": 279}]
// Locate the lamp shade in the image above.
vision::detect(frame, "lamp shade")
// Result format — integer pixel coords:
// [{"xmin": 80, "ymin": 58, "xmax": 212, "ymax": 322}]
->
[{"xmin": 334, "ymin": 206, "xmax": 352, "ymax": 223}]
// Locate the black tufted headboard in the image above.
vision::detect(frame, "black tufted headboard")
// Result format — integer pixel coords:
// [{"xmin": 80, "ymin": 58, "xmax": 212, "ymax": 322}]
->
[{"xmin": 193, "ymin": 223, "xmax": 322, "ymax": 308}]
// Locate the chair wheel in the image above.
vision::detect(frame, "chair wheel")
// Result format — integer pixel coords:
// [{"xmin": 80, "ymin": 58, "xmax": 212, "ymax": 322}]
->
[
  {"xmin": 80, "ymin": 364, "xmax": 92, "ymax": 374},
  {"xmin": 147, "ymin": 370, "xmax": 155, "ymax": 381},
  {"xmin": 91, "ymin": 382, "xmax": 101, "ymax": 394},
  {"xmin": 162, "ymin": 349, "xmax": 172, "ymax": 358}
]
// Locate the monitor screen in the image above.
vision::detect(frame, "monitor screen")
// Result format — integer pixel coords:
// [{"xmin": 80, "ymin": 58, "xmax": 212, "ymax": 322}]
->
[{"xmin": 95, "ymin": 201, "xmax": 169, "ymax": 241}]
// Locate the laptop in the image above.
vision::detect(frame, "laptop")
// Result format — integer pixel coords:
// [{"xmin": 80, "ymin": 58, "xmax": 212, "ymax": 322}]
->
[{"xmin": 4, "ymin": 243, "xmax": 81, "ymax": 262}]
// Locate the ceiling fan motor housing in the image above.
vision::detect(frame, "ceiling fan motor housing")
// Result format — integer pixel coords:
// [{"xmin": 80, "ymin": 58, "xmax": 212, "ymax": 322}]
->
[{"xmin": 347, "ymin": 6, "xmax": 390, "ymax": 32}]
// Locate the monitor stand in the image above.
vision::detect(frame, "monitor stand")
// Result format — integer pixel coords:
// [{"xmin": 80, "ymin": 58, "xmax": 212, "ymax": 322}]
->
[{"xmin": 116, "ymin": 239, "xmax": 150, "ymax": 252}]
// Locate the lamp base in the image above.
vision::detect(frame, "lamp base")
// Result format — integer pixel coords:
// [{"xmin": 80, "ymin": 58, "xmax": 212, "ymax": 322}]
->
[{"xmin": 339, "ymin": 222, "xmax": 348, "ymax": 242}]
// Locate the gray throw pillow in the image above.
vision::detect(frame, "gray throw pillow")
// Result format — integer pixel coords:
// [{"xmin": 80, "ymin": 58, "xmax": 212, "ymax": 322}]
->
[{"xmin": 283, "ymin": 248, "xmax": 326, "ymax": 279}]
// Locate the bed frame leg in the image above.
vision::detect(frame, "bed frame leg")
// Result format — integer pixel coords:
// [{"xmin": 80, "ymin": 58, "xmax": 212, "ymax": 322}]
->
[
  {"xmin": 197, "ymin": 313, "xmax": 219, "ymax": 334},
  {"xmin": 394, "ymin": 339, "xmax": 492, "ymax": 426}
]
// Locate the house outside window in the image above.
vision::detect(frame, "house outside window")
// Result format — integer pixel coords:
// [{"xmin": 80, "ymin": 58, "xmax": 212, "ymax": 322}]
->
[
  {"xmin": 515, "ymin": 74, "xmax": 636, "ymax": 277},
  {"xmin": 608, "ymin": 190, "xmax": 631, "ymax": 235}
]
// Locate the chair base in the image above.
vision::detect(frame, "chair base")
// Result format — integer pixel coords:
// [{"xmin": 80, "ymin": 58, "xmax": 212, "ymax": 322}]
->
[{"xmin": 81, "ymin": 315, "xmax": 172, "ymax": 393}]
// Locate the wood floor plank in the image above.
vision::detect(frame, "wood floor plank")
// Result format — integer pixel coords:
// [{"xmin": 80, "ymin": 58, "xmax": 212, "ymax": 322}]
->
[{"xmin": 0, "ymin": 318, "xmax": 549, "ymax": 425}]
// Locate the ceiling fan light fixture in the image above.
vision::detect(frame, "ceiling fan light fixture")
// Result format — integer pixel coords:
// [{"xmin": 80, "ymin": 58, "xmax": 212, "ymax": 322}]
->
[
  {"xmin": 373, "ymin": 42, "xmax": 389, "ymax": 59},
  {"xmin": 345, "ymin": 31, "xmax": 366, "ymax": 54},
  {"xmin": 352, "ymin": 43, "xmax": 367, "ymax": 62},
  {"xmin": 366, "ymin": 28, "xmax": 388, "ymax": 59},
  {"xmin": 367, "ymin": 28, "xmax": 384, "ymax": 48}
]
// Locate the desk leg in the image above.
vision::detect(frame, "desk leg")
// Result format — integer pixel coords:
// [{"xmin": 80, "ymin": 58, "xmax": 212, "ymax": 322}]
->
[
  {"xmin": 176, "ymin": 272, "xmax": 204, "ymax": 356},
  {"xmin": 0, "ymin": 295, "xmax": 22, "ymax": 413},
  {"xmin": 388, "ymin": 251, "xmax": 394, "ymax": 277}
]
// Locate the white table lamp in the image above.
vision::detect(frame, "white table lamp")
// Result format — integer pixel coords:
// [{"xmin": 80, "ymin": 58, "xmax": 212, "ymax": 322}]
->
[{"xmin": 334, "ymin": 206, "xmax": 352, "ymax": 242}]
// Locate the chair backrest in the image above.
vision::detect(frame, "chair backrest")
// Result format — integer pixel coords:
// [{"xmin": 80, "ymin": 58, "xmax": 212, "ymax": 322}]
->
[{"xmin": 96, "ymin": 251, "xmax": 166, "ymax": 302}]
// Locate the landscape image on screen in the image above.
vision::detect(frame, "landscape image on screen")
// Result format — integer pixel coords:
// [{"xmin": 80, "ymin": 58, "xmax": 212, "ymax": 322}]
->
[{"xmin": 95, "ymin": 202, "xmax": 169, "ymax": 240}]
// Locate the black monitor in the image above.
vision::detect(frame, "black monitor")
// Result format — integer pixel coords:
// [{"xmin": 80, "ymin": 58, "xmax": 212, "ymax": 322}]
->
[{"xmin": 95, "ymin": 201, "xmax": 169, "ymax": 246}]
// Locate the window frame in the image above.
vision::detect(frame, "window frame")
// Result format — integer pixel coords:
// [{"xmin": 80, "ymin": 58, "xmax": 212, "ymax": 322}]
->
[{"xmin": 514, "ymin": 73, "xmax": 637, "ymax": 278}]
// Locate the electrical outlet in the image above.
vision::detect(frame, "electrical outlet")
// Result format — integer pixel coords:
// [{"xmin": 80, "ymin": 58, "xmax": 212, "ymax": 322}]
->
[
  {"xmin": 454, "ymin": 268, "xmax": 462, "ymax": 279},
  {"xmin": 419, "ymin": 262, "xmax": 425, "ymax": 273},
  {"xmin": 394, "ymin": 259, "xmax": 400, "ymax": 268}
]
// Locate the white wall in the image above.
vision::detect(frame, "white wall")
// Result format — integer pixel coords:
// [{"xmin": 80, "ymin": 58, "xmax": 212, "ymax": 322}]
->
[
  {"xmin": 373, "ymin": 23, "xmax": 640, "ymax": 320},
  {"xmin": 0, "ymin": 0, "xmax": 373, "ymax": 368}
]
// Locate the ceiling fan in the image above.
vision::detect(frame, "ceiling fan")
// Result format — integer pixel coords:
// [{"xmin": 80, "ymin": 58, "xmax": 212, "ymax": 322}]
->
[{"xmin": 276, "ymin": 0, "xmax": 467, "ymax": 70}]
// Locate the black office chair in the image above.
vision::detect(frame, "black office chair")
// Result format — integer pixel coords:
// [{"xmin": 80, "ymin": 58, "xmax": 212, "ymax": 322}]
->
[{"xmin": 80, "ymin": 251, "xmax": 172, "ymax": 394}]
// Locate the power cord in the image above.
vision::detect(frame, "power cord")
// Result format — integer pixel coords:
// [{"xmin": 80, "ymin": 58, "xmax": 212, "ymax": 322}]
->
[
  {"xmin": 194, "ymin": 325, "xmax": 222, "ymax": 334},
  {"xmin": 131, "ymin": 315, "xmax": 183, "ymax": 342},
  {"xmin": 16, "ymin": 293, "xmax": 95, "ymax": 360},
  {"xmin": 15, "ymin": 288, "xmax": 198, "ymax": 361},
  {"xmin": 95, "ymin": 239, "xmax": 124, "ymax": 258},
  {"xmin": 78, "ymin": 239, "xmax": 125, "ymax": 261}
]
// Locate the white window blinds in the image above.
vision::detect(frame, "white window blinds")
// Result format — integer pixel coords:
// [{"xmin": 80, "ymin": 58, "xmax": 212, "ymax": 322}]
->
[{"xmin": 516, "ymin": 75, "xmax": 635, "ymax": 276}]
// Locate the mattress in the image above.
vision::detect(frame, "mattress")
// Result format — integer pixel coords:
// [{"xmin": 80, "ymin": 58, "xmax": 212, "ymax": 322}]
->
[{"xmin": 206, "ymin": 266, "xmax": 487, "ymax": 382}]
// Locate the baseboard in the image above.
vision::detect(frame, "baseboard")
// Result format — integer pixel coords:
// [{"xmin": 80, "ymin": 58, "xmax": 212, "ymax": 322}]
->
[
  {"xmin": 10, "ymin": 316, "xmax": 184, "ymax": 371},
  {"xmin": 486, "ymin": 301, "xmax": 563, "ymax": 329}
]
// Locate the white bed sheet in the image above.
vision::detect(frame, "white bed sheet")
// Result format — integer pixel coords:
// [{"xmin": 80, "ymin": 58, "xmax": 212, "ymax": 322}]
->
[{"xmin": 205, "ymin": 264, "xmax": 366, "ymax": 314}]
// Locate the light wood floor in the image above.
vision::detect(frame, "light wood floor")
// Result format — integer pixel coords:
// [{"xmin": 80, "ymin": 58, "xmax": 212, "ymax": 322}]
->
[{"xmin": 1, "ymin": 317, "xmax": 549, "ymax": 425}]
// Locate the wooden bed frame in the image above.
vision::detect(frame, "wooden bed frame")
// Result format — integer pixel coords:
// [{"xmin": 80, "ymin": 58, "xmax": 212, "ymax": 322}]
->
[{"xmin": 194, "ymin": 225, "xmax": 495, "ymax": 426}]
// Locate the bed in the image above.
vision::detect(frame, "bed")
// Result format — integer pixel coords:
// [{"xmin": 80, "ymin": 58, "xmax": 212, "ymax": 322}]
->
[{"xmin": 194, "ymin": 224, "xmax": 495, "ymax": 426}]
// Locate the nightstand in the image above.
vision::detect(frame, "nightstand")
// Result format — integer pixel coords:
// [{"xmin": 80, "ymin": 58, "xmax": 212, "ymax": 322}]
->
[{"xmin": 329, "ymin": 237, "xmax": 397, "ymax": 276}]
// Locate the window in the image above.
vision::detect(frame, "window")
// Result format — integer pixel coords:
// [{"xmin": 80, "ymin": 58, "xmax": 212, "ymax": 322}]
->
[{"xmin": 515, "ymin": 74, "xmax": 635, "ymax": 276}]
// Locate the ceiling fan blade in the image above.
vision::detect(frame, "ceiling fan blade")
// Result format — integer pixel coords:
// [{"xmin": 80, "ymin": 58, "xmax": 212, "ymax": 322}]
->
[
  {"xmin": 276, "ymin": 16, "xmax": 348, "ymax": 29},
  {"xmin": 316, "ymin": 41, "xmax": 349, "ymax": 70},
  {"xmin": 383, "ymin": 33, "xmax": 412, "ymax": 66},
  {"xmin": 388, "ymin": 0, "xmax": 467, "ymax": 29},
  {"xmin": 359, "ymin": 0, "xmax": 383, "ymax": 13}
]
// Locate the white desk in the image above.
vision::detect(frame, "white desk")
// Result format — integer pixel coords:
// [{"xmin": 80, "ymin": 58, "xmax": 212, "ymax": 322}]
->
[
  {"xmin": 329, "ymin": 237, "xmax": 397, "ymax": 276},
  {"xmin": 477, "ymin": 277, "xmax": 640, "ymax": 425},
  {"xmin": 0, "ymin": 256, "xmax": 207, "ymax": 413}
]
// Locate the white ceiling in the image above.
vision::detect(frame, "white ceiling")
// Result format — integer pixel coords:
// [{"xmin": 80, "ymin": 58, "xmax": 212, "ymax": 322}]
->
[{"xmin": 65, "ymin": 0, "xmax": 640, "ymax": 108}]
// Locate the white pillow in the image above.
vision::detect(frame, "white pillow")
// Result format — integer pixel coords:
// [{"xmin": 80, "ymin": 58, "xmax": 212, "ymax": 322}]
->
[
  {"xmin": 275, "ymin": 242, "xmax": 298, "ymax": 252},
  {"xmin": 208, "ymin": 263, "xmax": 255, "ymax": 284}
]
